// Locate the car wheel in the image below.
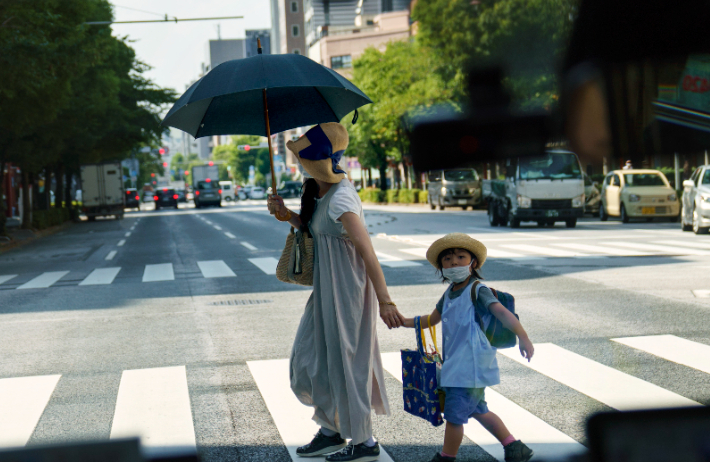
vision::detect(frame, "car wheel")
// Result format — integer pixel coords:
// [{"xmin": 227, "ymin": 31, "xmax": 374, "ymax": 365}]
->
[
  {"xmin": 537, "ymin": 221, "xmax": 545, "ymax": 227},
  {"xmin": 681, "ymin": 205, "xmax": 693, "ymax": 231},
  {"xmin": 88, "ymin": 216, "xmax": 96, "ymax": 222},
  {"xmin": 438, "ymin": 198, "xmax": 445, "ymax": 211},
  {"xmin": 600, "ymin": 203, "xmax": 608, "ymax": 221},
  {"xmin": 693, "ymin": 208, "xmax": 709, "ymax": 234},
  {"xmin": 217, "ymin": 201, "xmax": 222, "ymax": 207},
  {"xmin": 566, "ymin": 219, "xmax": 577, "ymax": 228},
  {"xmin": 621, "ymin": 203, "xmax": 629, "ymax": 223},
  {"xmin": 509, "ymin": 214, "xmax": 520, "ymax": 228},
  {"xmin": 461, "ymin": 205, "xmax": 468, "ymax": 211},
  {"xmin": 429, "ymin": 196, "xmax": 435, "ymax": 210},
  {"xmin": 488, "ymin": 203, "xmax": 499, "ymax": 227}
]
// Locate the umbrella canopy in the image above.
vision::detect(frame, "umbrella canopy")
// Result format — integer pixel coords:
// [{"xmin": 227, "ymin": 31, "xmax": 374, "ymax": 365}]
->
[{"xmin": 161, "ymin": 53, "xmax": 372, "ymax": 138}]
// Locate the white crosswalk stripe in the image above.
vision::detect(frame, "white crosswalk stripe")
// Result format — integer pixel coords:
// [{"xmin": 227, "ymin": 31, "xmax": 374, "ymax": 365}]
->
[
  {"xmin": 17, "ymin": 271, "xmax": 69, "ymax": 289},
  {"xmin": 612, "ymin": 335, "xmax": 710, "ymax": 375},
  {"xmin": 0, "ymin": 274, "xmax": 17, "ymax": 285},
  {"xmin": 0, "ymin": 374, "xmax": 61, "ymax": 447},
  {"xmin": 197, "ymin": 260, "xmax": 236, "ymax": 278},
  {"xmin": 551, "ymin": 243, "xmax": 650, "ymax": 256},
  {"xmin": 111, "ymin": 366, "xmax": 196, "ymax": 458},
  {"xmin": 248, "ymin": 257, "xmax": 279, "ymax": 275},
  {"xmin": 500, "ymin": 244, "xmax": 589, "ymax": 257},
  {"xmin": 248, "ymin": 359, "xmax": 395, "ymax": 462},
  {"xmin": 653, "ymin": 240, "xmax": 710, "ymax": 251},
  {"xmin": 142, "ymin": 264, "xmax": 175, "ymax": 282},
  {"xmin": 499, "ymin": 343, "xmax": 699, "ymax": 410},
  {"xmin": 376, "ymin": 252, "xmax": 422, "ymax": 267},
  {"xmin": 79, "ymin": 267, "xmax": 121, "ymax": 286},
  {"xmin": 604, "ymin": 241, "xmax": 710, "ymax": 256}
]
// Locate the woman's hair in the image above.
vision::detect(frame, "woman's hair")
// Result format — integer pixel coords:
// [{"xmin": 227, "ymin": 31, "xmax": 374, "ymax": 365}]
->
[
  {"xmin": 299, "ymin": 178, "xmax": 319, "ymax": 233},
  {"xmin": 435, "ymin": 248, "xmax": 483, "ymax": 283}
]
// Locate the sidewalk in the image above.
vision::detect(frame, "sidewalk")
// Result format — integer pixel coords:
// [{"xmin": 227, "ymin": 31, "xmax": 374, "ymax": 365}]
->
[{"xmin": 0, "ymin": 218, "xmax": 74, "ymax": 254}]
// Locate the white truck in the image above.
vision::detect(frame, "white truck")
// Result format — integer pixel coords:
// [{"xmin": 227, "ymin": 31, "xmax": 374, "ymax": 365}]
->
[
  {"xmin": 483, "ymin": 149, "xmax": 585, "ymax": 228},
  {"xmin": 80, "ymin": 162, "xmax": 125, "ymax": 221}
]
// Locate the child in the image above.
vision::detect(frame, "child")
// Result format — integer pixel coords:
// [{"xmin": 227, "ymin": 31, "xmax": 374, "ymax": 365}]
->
[{"xmin": 403, "ymin": 233, "xmax": 535, "ymax": 462}]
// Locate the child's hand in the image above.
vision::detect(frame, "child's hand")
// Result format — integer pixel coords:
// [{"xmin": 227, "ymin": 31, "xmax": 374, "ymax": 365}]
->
[{"xmin": 519, "ymin": 337, "xmax": 534, "ymax": 362}]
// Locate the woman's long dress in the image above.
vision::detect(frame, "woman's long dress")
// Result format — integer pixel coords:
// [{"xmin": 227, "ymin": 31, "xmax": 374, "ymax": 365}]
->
[{"xmin": 289, "ymin": 179, "xmax": 390, "ymax": 445}]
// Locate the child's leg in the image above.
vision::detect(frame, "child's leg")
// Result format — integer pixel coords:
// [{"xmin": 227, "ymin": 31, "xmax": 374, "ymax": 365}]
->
[
  {"xmin": 442, "ymin": 421, "xmax": 464, "ymax": 456},
  {"xmin": 472, "ymin": 411, "xmax": 514, "ymax": 444}
]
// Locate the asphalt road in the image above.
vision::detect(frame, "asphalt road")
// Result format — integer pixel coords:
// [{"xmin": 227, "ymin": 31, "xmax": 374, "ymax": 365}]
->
[{"xmin": 1, "ymin": 200, "xmax": 709, "ymax": 462}]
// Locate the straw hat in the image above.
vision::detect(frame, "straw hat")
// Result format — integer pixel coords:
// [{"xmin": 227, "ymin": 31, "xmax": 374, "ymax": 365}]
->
[
  {"xmin": 287, "ymin": 123, "xmax": 348, "ymax": 183},
  {"xmin": 426, "ymin": 233, "xmax": 487, "ymax": 270}
]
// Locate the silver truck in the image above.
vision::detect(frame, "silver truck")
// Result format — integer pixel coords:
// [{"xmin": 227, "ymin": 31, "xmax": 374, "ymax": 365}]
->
[
  {"xmin": 483, "ymin": 150, "xmax": 585, "ymax": 228},
  {"xmin": 427, "ymin": 169, "xmax": 482, "ymax": 210},
  {"xmin": 80, "ymin": 162, "xmax": 125, "ymax": 221}
]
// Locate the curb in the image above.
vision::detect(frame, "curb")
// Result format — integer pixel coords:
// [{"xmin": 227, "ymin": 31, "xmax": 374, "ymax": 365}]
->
[{"xmin": 0, "ymin": 220, "xmax": 75, "ymax": 254}]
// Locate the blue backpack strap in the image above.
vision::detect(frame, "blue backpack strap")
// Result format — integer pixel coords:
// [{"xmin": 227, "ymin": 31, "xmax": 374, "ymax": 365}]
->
[{"xmin": 470, "ymin": 280, "xmax": 488, "ymax": 331}]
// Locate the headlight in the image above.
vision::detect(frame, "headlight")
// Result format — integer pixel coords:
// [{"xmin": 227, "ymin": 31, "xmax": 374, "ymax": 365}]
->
[
  {"xmin": 701, "ymin": 194, "xmax": 710, "ymax": 202},
  {"xmin": 469, "ymin": 188, "xmax": 477, "ymax": 194},
  {"xmin": 517, "ymin": 195, "xmax": 531, "ymax": 208},
  {"xmin": 441, "ymin": 187, "xmax": 447, "ymax": 196},
  {"xmin": 629, "ymin": 194, "xmax": 640, "ymax": 202},
  {"xmin": 572, "ymin": 194, "xmax": 585, "ymax": 208},
  {"xmin": 668, "ymin": 193, "xmax": 677, "ymax": 202}
]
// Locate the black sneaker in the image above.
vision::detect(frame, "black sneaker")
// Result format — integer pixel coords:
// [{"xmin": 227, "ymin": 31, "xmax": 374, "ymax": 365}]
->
[
  {"xmin": 504, "ymin": 440, "xmax": 534, "ymax": 462},
  {"xmin": 325, "ymin": 442, "xmax": 380, "ymax": 462},
  {"xmin": 296, "ymin": 430, "xmax": 346, "ymax": 457},
  {"xmin": 429, "ymin": 452, "xmax": 456, "ymax": 462}
]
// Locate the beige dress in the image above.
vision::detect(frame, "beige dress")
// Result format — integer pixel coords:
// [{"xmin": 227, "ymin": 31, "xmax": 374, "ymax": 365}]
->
[{"xmin": 289, "ymin": 179, "xmax": 390, "ymax": 445}]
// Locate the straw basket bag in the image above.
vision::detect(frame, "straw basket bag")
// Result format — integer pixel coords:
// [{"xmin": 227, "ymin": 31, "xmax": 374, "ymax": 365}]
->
[{"xmin": 276, "ymin": 227, "xmax": 314, "ymax": 286}]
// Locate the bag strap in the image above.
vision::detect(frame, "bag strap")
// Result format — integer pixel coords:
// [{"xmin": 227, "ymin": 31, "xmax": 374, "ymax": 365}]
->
[
  {"xmin": 415, "ymin": 316, "xmax": 439, "ymax": 361},
  {"xmin": 426, "ymin": 315, "xmax": 439, "ymax": 355}
]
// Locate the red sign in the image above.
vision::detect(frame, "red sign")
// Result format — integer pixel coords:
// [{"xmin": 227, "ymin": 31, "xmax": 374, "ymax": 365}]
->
[{"xmin": 682, "ymin": 75, "xmax": 710, "ymax": 93}]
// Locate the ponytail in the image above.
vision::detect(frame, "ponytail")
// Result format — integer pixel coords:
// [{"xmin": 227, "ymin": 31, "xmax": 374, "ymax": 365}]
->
[{"xmin": 299, "ymin": 178, "xmax": 319, "ymax": 234}]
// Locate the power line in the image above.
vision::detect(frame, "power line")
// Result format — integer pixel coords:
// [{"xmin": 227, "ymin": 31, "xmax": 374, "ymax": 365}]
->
[{"xmin": 85, "ymin": 15, "xmax": 243, "ymax": 25}]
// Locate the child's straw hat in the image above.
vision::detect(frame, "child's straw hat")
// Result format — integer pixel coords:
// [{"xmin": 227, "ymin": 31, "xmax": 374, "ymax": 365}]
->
[
  {"xmin": 287, "ymin": 123, "xmax": 348, "ymax": 184},
  {"xmin": 426, "ymin": 233, "xmax": 488, "ymax": 269}
]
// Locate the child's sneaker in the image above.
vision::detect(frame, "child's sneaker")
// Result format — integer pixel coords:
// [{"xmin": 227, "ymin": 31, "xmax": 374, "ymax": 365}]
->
[
  {"xmin": 503, "ymin": 440, "xmax": 533, "ymax": 462},
  {"xmin": 429, "ymin": 452, "xmax": 456, "ymax": 462},
  {"xmin": 296, "ymin": 430, "xmax": 346, "ymax": 457}
]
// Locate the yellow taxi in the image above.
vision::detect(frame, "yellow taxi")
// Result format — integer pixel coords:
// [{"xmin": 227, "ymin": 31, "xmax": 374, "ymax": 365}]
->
[{"xmin": 600, "ymin": 169, "xmax": 680, "ymax": 222}]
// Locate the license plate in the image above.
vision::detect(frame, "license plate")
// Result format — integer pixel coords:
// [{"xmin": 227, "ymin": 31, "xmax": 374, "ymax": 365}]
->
[
  {"xmin": 642, "ymin": 206, "xmax": 656, "ymax": 214},
  {"xmin": 545, "ymin": 210, "xmax": 559, "ymax": 217},
  {"xmin": 457, "ymin": 199, "xmax": 467, "ymax": 205}
]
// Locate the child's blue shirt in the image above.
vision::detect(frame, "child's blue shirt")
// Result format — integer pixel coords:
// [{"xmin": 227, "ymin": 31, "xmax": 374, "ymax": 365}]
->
[{"xmin": 439, "ymin": 281, "xmax": 500, "ymax": 389}]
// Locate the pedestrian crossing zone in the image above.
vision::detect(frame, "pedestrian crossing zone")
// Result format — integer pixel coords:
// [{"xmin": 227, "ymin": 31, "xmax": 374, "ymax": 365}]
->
[{"xmin": 1, "ymin": 335, "xmax": 708, "ymax": 461}]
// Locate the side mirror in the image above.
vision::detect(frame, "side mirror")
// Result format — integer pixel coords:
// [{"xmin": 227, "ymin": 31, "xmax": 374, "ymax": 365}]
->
[{"xmin": 683, "ymin": 180, "xmax": 695, "ymax": 188}]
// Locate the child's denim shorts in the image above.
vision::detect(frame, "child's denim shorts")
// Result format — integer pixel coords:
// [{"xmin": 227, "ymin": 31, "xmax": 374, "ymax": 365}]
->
[{"xmin": 442, "ymin": 387, "xmax": 489, "ymax": 425}]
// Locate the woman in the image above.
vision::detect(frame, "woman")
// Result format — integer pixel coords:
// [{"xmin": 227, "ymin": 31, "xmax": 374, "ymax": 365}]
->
[{"xmin": 267, "ymin": 122, "xmax": 405, "ymax": 462}]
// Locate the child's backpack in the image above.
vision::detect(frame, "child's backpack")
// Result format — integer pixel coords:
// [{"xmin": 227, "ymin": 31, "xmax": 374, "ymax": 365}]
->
[{"xmin": 471, "ymin": 281, "xmax": 519, "ymax": 349}]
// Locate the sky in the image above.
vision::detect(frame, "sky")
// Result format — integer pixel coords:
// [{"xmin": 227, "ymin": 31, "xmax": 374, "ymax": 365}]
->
[{"xmin": 110, "ymin": 1, "xmax": 272, "ymax": 94}]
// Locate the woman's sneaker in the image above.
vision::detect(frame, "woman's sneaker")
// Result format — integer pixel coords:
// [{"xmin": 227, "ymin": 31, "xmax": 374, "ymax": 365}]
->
[
  {"xmin": 325, "ymin": 442, "xmax": 380, "ymax": 461},
  {"xmin": 504, "ymin": 440, "xmax": 533, "ymax": 462},
  {"xmin": 296, "ymin": 430, "xmax": 346, "ymax": 457},
  {"xmin": 429, "ymin": 452, "xmax": 456, "ymax": 462}
]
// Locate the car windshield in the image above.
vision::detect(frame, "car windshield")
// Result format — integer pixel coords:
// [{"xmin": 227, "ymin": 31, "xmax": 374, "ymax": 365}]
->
[
  {"xmin": 703, "ymin": 170, "xmax": 710, "ymax": 185},
  {"xmin": 197, "ymin": 181, "xmax": 217, "ymax": 190},
  {"xmin": 519, "ymin": 153, "xmax": 582, "ymax": 180},
  {"xmin": 623, "ymin": 173, "xmax": 666, "ymax": 187},
  {"xmin": 444, "ymin": 169, "xmax": 479, "ymax": 181}
]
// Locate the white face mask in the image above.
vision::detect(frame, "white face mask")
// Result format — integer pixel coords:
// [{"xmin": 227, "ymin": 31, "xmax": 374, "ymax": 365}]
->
[{"xmin": 442, "ymin": 265, "xmax": 471, "ymax": 283}]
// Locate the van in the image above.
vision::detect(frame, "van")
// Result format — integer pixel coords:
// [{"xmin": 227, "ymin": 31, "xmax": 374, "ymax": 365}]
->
[
  {"xmin": 427, "ymin": 169, "xmax": 482, "ymax": 210},
  {"xmin": 219, "ymin": 181, "xmax": 235, "ymax": 201}
]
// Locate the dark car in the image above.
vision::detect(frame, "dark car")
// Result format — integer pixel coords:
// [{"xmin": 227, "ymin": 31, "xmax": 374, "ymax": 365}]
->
[
  {"xmin": 154, "ymin": 188, "xmax": 179, "ymax": 210},
  {"xmin": 176, "ymin": 190, "xmax": 187, "ymax": 203},
  {"xmin": 194, "ymin": 180, "xmax": 222, "ymax": 208},
  {"xmin": 125, "ymin": 188, "xmax": 140, "ymax": 210},
  {"xmin": 277, "ymin": 181, "xmax": 303, "ymax": 198}
]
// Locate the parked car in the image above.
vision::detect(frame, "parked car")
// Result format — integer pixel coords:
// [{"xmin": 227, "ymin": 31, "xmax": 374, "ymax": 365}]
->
[
  {"xmin": 237, "ymin": 187, "xmax": 248, "ymax": 201},
  {"xmin": 125, "ymin": 188, "xmax": 140, "ymax": 210},
  {"xmin": 681, "ymin": 165, "xmax": 710, "ymax": 234},
  {"xmin": 240, "ymin": 185, "xmax": 253, "ymax": 200},
  {"xmin": 154, "ymin": 188, "xmax": 178, "ymax": 210},
  {"xmin": 249, "ymin": 186, "xmax": 266, "ymax": 200},
  {"xmin": 428, "ymin": 168, "xmax": 482, "ymax": 210},
  {"xmin": 194, "ymin": 180, "xmax": 221, "ymax": 208},
  {"xmin": 219, "ymin": 181, "xmax": 236, "ymax": 201},
  {"xmin": 600, "ymin": 169, "xmax": 680, "ymax": 223},
  {"xmin": 277, "ymin": 181, "xmax": 303, "ymax": 198}
]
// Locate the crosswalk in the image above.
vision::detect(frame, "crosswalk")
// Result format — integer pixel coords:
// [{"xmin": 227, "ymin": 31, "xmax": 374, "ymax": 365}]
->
[{"xmin": 1, "ymin": 334, "xmax": 708, "ymax": 461}]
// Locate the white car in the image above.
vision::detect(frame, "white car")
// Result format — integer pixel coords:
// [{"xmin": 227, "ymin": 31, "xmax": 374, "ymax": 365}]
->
[
  {"xmin": 249, "ymin": 187, "xmax": 266, "ymax": 200},
  {"xmin": 681, "ymin": 165, "xmax": 710, "ymax": 234},
  {"xmin": 219, "ymin": 181, "xmax": 235, "ymax": 201}
]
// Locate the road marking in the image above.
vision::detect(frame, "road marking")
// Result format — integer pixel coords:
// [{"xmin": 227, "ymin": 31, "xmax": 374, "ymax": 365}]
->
[
  {"xmin": 612, "ymin": 335, "xmax": 710, "ymax": 375},
  {"xmin": 118, "ymin": 240, "xmax": 126, "ymax": 247},
  {"xmin": 110, "ymin": 366, "xmax": 196, "ymax": 458},
  {"xmin": 125, "ymin": 232, "xmax": 131, "ymax": 237},
  {"xmin": 654, "ymin": 240, "xmax": 710, "ymax": 251},
  {"xmin": 692, "ymin": 290, "xmax": 710, "ymax": 298},
  {"xmin": 240, "ymin": 242, "xmax": 258, "ymax": 251},
  {"xmin": 487, "ymin": 248, "xmax": 526, "ymax": 258},
  {"xmin": 106, "ymin": 250, "xmax": 117, "ymax": 261},
  {"xmin": 380, "ymin": 353, "xmax": 584, "ymax": 462},
  {"xmin": 376, "ymin": 252, "xmax": 422, "ymax": 267},
  {"xmin": 213, "ymin": 225, "xmax": 222, "ymax": 231},
  {"xmin": 248, "ymin": 359, "xmax": 394, "ymax": 462},
  {"xmin": 205, "ymin": 220, "xmax": 213, "ymax": 225},
  {"xmin": 197, "ymin": 261, "xmax": 236, "ymax": 278},
  {"xmin": 499, "ymin": 343, "xmax": 699, "ymax": 410},
  {"xmin": 0, "ymin": 374, "xmax": 61, "ymax": 447},
  {"xmin": 142, "ymin": 264, "xmax": 175, "ymax": 282},
  {"xmin": 605, "ymin": 241, "xmax": 710, "ymax": 256},
  {"xmin": 399, "ymin": 248, "xmax": 427, "ymax": 258},
  {"xmin": 248, "ymin": 257, "xmax": 279, "ymax": 275},
  {"xmin": 551, "ymin": 243, "xmax": 650, "ymax": 256},
  {"xmin": 79, "ymin": 267, "xmax": 121, "ymax": 286},
  {"xmin": 225, "ymin": 232, "xmax": 236, "ymax": 239},
  {"xmin": 500, "ymin": 244, "xmax": 588, "ymax": 257},
  {"xmin": 0, "ymin": 275, "xmax": 18, "ymax": 285},
  {"xmin": 17, "ymin": 271, "xmax": 69, "ymax": 290}
]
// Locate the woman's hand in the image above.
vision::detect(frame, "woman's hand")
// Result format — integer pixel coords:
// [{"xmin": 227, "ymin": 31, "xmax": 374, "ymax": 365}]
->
[
  {"xmin": 267, "ymin": 194, "xmax": 285, "ymax": 216},
  {"xmin": 379, "ymin": 302, "xmax": 406, "ymax": 329}
]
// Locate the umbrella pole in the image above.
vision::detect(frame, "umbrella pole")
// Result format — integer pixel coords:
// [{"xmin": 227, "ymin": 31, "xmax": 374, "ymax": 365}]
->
[{"xmin": 263, "ymin": 88, "xmax": 292, "ymax": 222}]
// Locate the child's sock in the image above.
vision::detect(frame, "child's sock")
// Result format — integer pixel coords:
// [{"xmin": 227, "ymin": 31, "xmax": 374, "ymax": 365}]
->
[
  {"xmin": 501, "ymin": 435, "xmax": 516, "ymax": 446},
  {"xmin": 441, "ymin": 451, "xmax": 456, "ymax": 458},
  {"xmin": 363, "ymin": 437, "xmax": 377, "ymax": 447},
  {"xmin": 320, "ymin": 427, "xmax": 336, "ymax": 437}
]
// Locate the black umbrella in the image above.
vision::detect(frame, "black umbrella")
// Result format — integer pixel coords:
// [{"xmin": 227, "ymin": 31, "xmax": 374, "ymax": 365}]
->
[{"xmin": 161, "ymin": 42, "xmax": 372, "ymax": 220}]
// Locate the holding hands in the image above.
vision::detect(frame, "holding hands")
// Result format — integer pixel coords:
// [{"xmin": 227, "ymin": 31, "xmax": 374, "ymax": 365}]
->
[{"xmin": 378, "ymin": 301, "xmax": 406, "ymax": 329}]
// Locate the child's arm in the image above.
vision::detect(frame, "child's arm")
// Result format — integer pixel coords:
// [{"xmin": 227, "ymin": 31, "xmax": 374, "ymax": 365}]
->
[
  {"xmin": 489, "ymin": 302, "xmax": 534, "ymax": 361},
  {"xmin": 403, "ymin": 308, "xmax": 441, "ymax": 329}
]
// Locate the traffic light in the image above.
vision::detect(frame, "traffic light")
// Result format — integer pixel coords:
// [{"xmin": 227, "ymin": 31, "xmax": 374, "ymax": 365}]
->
[
  {"xmin": 163, "ymin": 162, "xmax": 168, "ymax": 168},
  {"xmin": 158, "ymin": 148, "xmax": 165, "ymax": 155},
  {"xmin": 238, "ymin": 145, "xmax": 255, "ymax": 151},
  {"xmin": 150, "ymin": 173, "xmax": 155, "ymax": 178},
  {"xmin": 184, "ymin": 170, "xmax": 190, "ymax": 176},
  {"xmin": 208, "ymin": 161, "xmax": 214, "ymax": 166}
]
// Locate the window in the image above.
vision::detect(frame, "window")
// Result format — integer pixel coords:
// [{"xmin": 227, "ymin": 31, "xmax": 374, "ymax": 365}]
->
[
  {"xmin": 290, "ymin": 1, "xmax": 298, "ymax": 12},
  {"xmin": 444, "ymin": 169, "xmax": 479, "ymax": 181},
  {"xmin": 623, "ymin": 173, "xmax": 666, "ymax": 186},
  {"xmin": 292, "ymin": 25, "xmax": 299, "ymax": 37},
  {"xmin": 702, "ymin": 169, "xmax": 710, "ymax": 185},
  {"xmin": 292, "ymin": 49, "xmax": 301, "ymax": 55},
  {"xmin": 330, "ymin": 55, "xmax": 352, "ymax": 69},
  {"xmin": 611, "ymin": 174, "xmax": 620, "ymax": 186},
  {"xmin": 604, "ymin": 174, "xmax": 612, "ymax": 186}
]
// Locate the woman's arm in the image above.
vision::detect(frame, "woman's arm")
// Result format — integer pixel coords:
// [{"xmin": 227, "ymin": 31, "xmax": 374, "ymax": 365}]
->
[
  {"xmin": 340, "ymin": 211, "xmax": 406, "ymax": 329},
  {"xmin": 489, "ymin": 302, "xmax": 534, "ymax": 361},
  {"xmin": 403, "ymin": 308, "xmax": 441, "ymax": 328},
  {"xmin": 267, "ymin": 195, "xmax": 302, "ymax": 228}
]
